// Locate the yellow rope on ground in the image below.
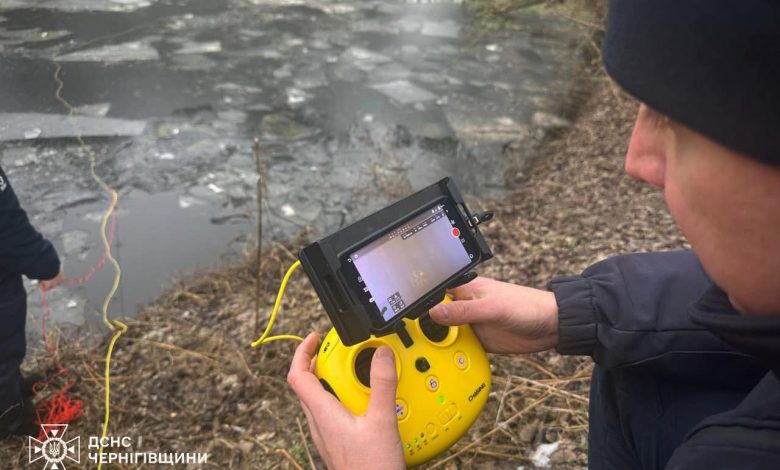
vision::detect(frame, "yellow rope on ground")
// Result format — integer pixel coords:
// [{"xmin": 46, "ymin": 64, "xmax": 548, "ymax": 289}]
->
[
  {"xmin": 54, "ymin": 61, "xmax": 301, "ymax": 468},
  {"xmin": 251, "ymin": 260, "xmax": 305, "ymax": 347},
  {"xmin": 98, "ymin": 321, "xmax": 126, "ymax": 466},
  {"xmin": 53, "ymin": 62, "xmax": 126, "ymax": 469}
]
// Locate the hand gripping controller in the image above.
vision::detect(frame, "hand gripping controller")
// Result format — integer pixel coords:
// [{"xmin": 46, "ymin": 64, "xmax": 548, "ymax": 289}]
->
[{"xmin": 315, "ymin": 297, "xmax": 492, "ymax": 467}]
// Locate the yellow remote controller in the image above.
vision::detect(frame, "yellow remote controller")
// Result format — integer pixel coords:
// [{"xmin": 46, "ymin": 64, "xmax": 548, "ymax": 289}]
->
[{"xmin": 315, "ymin": 297, "xmax": 492, "ymax": 467}]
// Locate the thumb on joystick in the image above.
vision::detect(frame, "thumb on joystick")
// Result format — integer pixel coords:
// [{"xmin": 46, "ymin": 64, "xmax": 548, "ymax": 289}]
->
[{"xmin": 366, "ymin": 346, "xmax": 398, "ymax": 420}]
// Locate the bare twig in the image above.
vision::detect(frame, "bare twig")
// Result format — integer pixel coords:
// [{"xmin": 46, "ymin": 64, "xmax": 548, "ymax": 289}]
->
[
  {"xmin": 510, "ymin": 376, "xmax": 589, "ymax": 404},
  {"xmin": 233, "ymin": 347, "xmax": 260, "ymax": 382},
  {"xmin": 515, "ymin": 356, "xmax": 559, "ymax": 379},
  {"xmin": 275, "ymin": 448, "xmax": 304, "ymax": 470},
  {"xmin": 272, "ymin": 241, "xmax": 298, "ymax": 262},
  {"xmin": 254, "ymin": 138, "xmax": 264, "ymax": 336},
  {"xmin": 550, "ymin": 9, "xmax": 604, "ymax": 31},
  {"xmin": 296, "ymin": 417, "xmax": 317, "ymax": 470},
  {"xmin": 492, "ymin": 376, "xmax": 513, "ymax": 437},
  {"xmin": 472, "ymin": 448, "xmax": 531, "ymax": 461},
  {"xmin": 133, "ymin": 339, "xmax": 220, "ymax": 366}
]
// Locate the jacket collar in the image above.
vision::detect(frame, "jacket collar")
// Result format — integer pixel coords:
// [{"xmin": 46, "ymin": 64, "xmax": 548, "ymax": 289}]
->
[{"xmin": 690, "ymin": 285, "xmax": 780, "ymax": 374}]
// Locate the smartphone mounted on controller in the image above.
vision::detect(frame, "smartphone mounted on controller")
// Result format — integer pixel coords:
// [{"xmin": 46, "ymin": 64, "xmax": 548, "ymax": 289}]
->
[{"xmin": 299, "ymin": 177, "xmax": 493, "ymax": 346}]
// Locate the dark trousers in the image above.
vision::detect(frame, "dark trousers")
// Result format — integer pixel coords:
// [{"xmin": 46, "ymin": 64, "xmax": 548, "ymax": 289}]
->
[
  {"xmin": 588, "ymin": 362, "xmax": 760, "ymax": 470},
  {"xmin": 0, "ymin": 275, "xmax": 26, "ymax": 429}
]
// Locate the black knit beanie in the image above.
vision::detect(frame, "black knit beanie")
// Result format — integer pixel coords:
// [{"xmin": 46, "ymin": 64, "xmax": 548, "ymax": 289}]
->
[{"xmin": 602, "ymin": 0, "xmax": 780, "ymax": 166}]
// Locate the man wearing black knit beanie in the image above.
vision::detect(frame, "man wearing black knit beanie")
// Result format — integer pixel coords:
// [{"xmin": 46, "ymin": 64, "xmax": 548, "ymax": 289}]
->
[{"xmin": 286, "ymin": 1, "xmax": 780, "ymax": 468}]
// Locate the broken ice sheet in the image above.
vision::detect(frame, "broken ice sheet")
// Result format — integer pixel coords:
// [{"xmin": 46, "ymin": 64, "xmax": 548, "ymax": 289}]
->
[
  {"xmin": 187, "ymin": 186, "xmax": 222, "ymax": 203},
  {"xmin": 287, "ymin": 88, "xmax": 309, "ymax": 105},
  {"xmin": 0, "ymin": 113, "xmax": 146, "ymax": 141},
  {"xmin": 170, "ymin": 53, "xmax": 218, "ymax": 71},
  {"xmin": 369, "ymin": 62, "xmax": 411, "ymax": 82},
  {"xmin": 532, "ymin": 111, "xmax": 572, "ymax": 129},
  {"xmin": 273, "ymin": 64, "xmax": 293, "ymax": 79},
  {"xmin": 293, "ymin": 69, "xmax": 328, "ymax": 89},
  {"xmin": 62, "ymin": 230, "xmax": 89, "ymax": 258},
  {"xmin": 41, "ymin": 190, "xmax": 101, "ymax": 212},
  {"xmin": 320, "ymin": 3, "xmax": 356, "ymax": 14},
  {"xmin": 245, "ymin": 0, "xmax": 305, "ymax": 4},
  {"xmin": 174, "ymin": 40, "xmax": 222, "ymax": 54},
  {"xmin": 339, "ymin": 46, "xmax": 391, "ymax": 72},
  {"xmin": 3, "ymin": 146, "xmax": 38, "ymax": 167},
  {"xmin": 351, "ymin": 19, "xmax": 399, "ymax": 35},
  {"xmin": 24, "ymin": 128, "xmax": 41, "ymax": 139},
  {"xmin": 178, "ymin": 195, "xmax": 207, "ymax": 209},
  {"xmin": 0, "ymin": 0, "xmax": 154, "ymax": 12},
  {"xmin": 0, "ymin": 27, "xmax": 70, "ymax": 46},
  {"xmin": 214, "ymin": 82, "xmax": 263, "ymax": 94},
  {"xmin": 216, "ymin": 110, "xmax": 247, "ymax": 124},
  {"xmin": 280, "ymin": 204, "xmax": 295, "ymax": 217},
  {"xmin": 421, "ymin": 21, "xmax": 460, "ymax": 39},
  {"xmin": 211, "ymin": 212, "xmax": 248, "ymax": 225},
  {"xmin": 74, "ymin": 103, "xmax": 111, "ymax": 117},
  {"xmin": 371, "ymin": 80, "xmax": 437, "ymax": 105},
  {"xmin": 56, "ymin": 40, "xmax": 159, "ymax": 62},
  {"xmin": 260, "ymin": 113, "xmax": 317, "ymax": 141}
]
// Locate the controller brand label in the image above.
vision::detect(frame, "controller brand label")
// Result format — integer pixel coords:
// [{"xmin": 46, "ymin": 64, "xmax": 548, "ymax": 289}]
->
[{"xmin": 468, "ymin": 382, "xmax": 486, "ymax": 402}]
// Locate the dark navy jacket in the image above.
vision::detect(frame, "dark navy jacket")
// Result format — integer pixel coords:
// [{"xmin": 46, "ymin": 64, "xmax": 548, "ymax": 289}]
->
[
  {"xmin": 550, "ymin": 251, "xmax": 780, "ymax": 469},
  {"xmin": 0, "ymin": 165, "xmax": 60, "ymax": 286}
]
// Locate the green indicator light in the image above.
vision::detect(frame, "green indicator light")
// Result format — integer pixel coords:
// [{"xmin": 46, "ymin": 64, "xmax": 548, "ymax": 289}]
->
[
  {"xmin": 413, "ymin": 438, "xmax": 418, "ymax": 445},
  {"xmin": 406, "ymin": 444, "xmax": 411, "ymax": 449},
  {"xmin": 438, "ymin": 396, "xmax": 445, "ymax": 404}
]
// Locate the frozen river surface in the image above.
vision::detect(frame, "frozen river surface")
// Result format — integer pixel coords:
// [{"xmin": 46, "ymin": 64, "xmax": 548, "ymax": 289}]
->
[{"xmin": 0, "ymin": 0, "xmax": 586, "ymax": 337}]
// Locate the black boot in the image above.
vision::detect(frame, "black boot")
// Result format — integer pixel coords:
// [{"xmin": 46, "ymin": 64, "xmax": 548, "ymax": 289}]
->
[{"xmin": 0, "ymin": 398, "xmax": 40, "ymax": 438}]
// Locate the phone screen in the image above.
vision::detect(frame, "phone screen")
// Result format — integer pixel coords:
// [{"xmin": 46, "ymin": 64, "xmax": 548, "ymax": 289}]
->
[{"xmin": 348, "ymin": 203, "xmax": 473, "ymax": 322}]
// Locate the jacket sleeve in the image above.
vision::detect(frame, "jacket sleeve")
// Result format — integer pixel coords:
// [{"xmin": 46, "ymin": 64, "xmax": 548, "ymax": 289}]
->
[
  {"xmin": 549, "ymin": 250, "xmax": 741, "ymax": 370},
  {"xmin": 0, "ymin": 166, "xmax": 60, "ymax": 280}
]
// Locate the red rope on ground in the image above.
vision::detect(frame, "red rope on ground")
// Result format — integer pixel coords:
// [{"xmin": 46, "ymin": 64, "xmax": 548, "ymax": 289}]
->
[{"xmin": 32, "ymin": 209, "xmax": 117, "ymax": 440}]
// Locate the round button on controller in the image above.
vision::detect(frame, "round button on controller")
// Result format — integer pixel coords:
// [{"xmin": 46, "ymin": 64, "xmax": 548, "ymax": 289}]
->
[
  {"xmin": 425, "ymin": 375, "xmax": 440, "ymax": 392},
  {"xmin": 454, "ymin": 351, "xmax": 468, "ymax": 370},
  {"xmin": 395, "ymin": 399, "xmax": 409, "ymax": 421}
]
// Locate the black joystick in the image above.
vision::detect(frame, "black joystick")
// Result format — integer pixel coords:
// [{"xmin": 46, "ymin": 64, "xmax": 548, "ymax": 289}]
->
[
  {"xmin": 354, "ymin": 347, "xmax": 376, "ymax": 387},
  {"xmin": 419, "ymin": 313, "xmax": 450, "ymax": 343}
]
